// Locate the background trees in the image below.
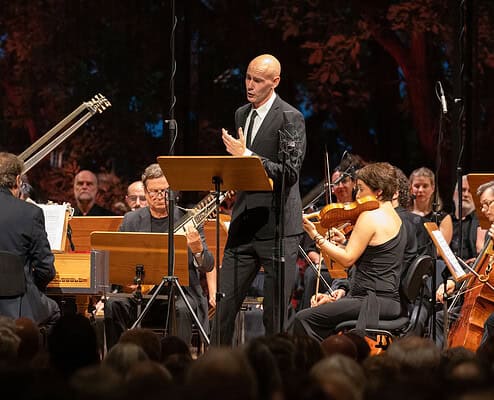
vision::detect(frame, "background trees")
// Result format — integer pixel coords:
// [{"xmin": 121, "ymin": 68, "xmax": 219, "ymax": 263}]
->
[{"xmin": 0, "ymin": 0, "xmax": 492, "ymax": 210}]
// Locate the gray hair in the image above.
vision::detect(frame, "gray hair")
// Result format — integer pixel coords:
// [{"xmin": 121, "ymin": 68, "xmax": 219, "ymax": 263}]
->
[
  {"xmin": 141, "ymin": 163, "xmax": 164, "ymax": 188},
  {"xmin": 477, "ymin": 180, "xmax": 494, "ymax": 197}
]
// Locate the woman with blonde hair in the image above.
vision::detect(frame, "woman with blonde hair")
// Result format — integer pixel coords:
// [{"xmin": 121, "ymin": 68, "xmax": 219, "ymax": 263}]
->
[{"xmin": 409, "ymin": 167, "xmax": 453, "ymax": 255}]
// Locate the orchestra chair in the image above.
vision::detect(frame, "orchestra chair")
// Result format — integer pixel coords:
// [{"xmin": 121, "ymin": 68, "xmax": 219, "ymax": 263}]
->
[
  {"xmin": 0, "ymin": 251, "xmax": 26, "ymax": 318},
  {"xmin": 335, "ymin": 254, "xmax": 434, "ymax": 351}
]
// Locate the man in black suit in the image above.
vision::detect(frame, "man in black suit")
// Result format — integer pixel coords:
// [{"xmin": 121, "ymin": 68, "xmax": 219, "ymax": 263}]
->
[
  {"xmin": 0, "ymin": 152, "xmax": 60, "ymax": 327},
  {"xmin": 104, "ymin": 163, "xmax": 214, "ymax": 349},
  {"xmin": 214, "ymin": 54, "xmax": 306, "ymax": 345}
]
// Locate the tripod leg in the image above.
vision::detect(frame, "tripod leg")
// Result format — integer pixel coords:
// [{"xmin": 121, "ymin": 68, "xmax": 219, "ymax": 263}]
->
[{"xmin": 173, "ymin": 278, "xmax": 210, "ymax": 345}]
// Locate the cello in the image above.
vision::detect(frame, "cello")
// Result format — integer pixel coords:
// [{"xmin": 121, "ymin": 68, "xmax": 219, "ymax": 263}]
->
[{"xmin": 448, "ymin": 234, "xmax": 494, "ymax": 350}]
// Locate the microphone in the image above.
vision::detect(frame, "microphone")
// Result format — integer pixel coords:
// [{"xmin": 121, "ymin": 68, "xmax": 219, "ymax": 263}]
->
[
  {"xmin": 281, "ymin": 111, "xmax": 297, "ymax": 149},
  {"xmin": 410, "ymin": 193, "xmax": 417, "ymax": 200},
  {"xmin": 438, "ymin": 81, "xmax": 447, "ymax": 114}
]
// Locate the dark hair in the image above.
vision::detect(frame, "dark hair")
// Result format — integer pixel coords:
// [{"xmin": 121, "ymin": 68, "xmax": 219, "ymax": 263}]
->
[
  {"xmin": 394, "ymin": 167, "xmax": 411, "ymax": 208},
  {"xmin": 0, "ymin": 152, "xmax": 23, "ymax": 189},
  {"xmin": 355, "ymin": 162, "xmax": 397, "ymax": 201}
]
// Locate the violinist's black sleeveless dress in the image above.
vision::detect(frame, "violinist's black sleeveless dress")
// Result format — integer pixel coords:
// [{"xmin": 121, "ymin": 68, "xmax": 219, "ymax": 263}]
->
[{"xmin": 293, "ymin": 224, "xmax": 406, "ymax": 341}]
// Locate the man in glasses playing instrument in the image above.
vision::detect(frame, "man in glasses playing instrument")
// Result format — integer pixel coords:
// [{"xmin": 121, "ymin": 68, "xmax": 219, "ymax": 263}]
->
[{"xmin": 104, "ymin": 163, "xmax": 214, "ymax": 350}]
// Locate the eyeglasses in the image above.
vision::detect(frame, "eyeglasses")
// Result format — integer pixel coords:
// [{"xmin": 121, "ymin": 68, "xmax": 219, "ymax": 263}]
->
[
  {"xmin": 481, "ymin": 198, "xmax": 494, "ymax": 212},
  {"xmin": 146, "ymin": 188, "xmax": 169, "ymax": 198},
  {"xmin": 126, "ymin": 195, "xmax": 147, "ymax": 202}
]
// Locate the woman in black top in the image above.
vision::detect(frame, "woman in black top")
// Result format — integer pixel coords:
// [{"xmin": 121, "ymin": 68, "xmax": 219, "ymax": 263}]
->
[{"xmin": 294, "ymin": 162, "xmax": 406, "ymax": 341}]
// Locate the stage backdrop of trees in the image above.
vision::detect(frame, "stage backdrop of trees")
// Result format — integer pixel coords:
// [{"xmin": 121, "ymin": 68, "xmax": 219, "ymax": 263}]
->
[{"xmin": 1, "ymin": 0, "xmax": 493, "ymax": 211}]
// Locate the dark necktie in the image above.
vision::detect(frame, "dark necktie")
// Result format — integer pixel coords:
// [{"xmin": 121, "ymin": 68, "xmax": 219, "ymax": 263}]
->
[{"xmin": 245, "ymin": 110, "xmax": 258, "ymax": 148}]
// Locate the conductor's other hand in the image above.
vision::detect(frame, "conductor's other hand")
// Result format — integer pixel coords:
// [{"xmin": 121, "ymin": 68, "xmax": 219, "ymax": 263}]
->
[
  {"xmin": 184, "ymin": 224, "xmax": 203, "ymax": 254},
  {"xmin": 222, "ymin": 128, "xmax": 247, "ymax": 156}
]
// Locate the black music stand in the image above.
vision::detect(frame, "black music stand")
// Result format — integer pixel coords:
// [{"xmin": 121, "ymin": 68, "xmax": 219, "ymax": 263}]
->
[
  {"xmin": 89, "ymin": 231, "xmax": 209, "ymax": 342},
  {"xmin": 157, "ymin": 156, "xmax": 273, "ymax": 345}
]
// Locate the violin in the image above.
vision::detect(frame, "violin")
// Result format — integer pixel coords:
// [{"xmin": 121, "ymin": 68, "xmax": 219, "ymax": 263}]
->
[{"xmin": 305, "ymin": 195, "xmax": 379, "ymax": 230}]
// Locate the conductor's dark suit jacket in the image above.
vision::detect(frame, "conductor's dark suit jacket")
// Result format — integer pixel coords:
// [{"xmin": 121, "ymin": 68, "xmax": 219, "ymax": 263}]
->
[
  {"xmin": 0, "ymin": 187, "xmax": 58, "ymax": 324},
  {"xmin": 118, "ymin": 206, "xmax": 214, "ymax": 333},
  {"xmin": 228, "ymin": 94, "xmax": 307, "ymax": 245}
]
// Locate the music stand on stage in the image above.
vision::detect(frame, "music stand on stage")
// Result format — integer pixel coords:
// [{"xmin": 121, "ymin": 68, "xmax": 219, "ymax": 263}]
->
[
  {"xmin": 158, "ymin": 156, "xmax": 272, "ymax": 345},
  {"xmin": 90, "ymin": 231, "xmax": 209, "ymax": 342}
]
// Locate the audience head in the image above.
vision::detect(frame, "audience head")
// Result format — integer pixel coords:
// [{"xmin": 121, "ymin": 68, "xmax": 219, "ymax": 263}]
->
[
  {"xmin": 119, "ymin": 328, "xmax": 161, "ymax": 362},
  {"xmin": 160, "ymin": 335, "xmax": 192, "ymax": 362},
  {"xmin": 125, "ymin": 360, "xmax": 173, "ymax": 398},
  {"xmin": 48, "ymin": 314, "xmax": 100, "ymax": 378},
  {"xmin": 0, "ymin": 152, "xmax": 24, "ymax": 197},
  {"xmin": 321, "ymin": 334, "xmax": 358, "ymax": 360},
  {"xmin": 73, "ymin": 170, "xmax": 98, "ymax": 212},
  {"xmin": 70, "ymin": 365, "xmax": 124, "ymax": 400},
  {"xmin": 125, "ymin": 180, "xmax": 147, "ymax": 211},
  {"xmin": 185, "ymin": 348, "xmax": 257, "ymax": 400},
  {"xmin": 14, "ymin": 317, "xmax": 40, "ymax": 361},
  {"xmin": 310, "ymin": 354, "xmax": 366, "ymax": 400},
  {"xmin": 386, "ymin": 336, "xmax": 440, "ymax": 377},
  {"xmin": 103, "ymin": 342, "xmax": 149, "ymax": 377}
]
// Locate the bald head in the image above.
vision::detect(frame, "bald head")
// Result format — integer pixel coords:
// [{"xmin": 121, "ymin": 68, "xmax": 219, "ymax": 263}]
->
[
  {"xmin": 126, "ymin": 180, "xmax": 147, "ymax": 210},
  {"xmin": 248, "ymin": 54, "xmax": 281, "ymax": 79},
  {"xmin": 245, "ymin": 54, "xmax": 281, "ymax": 108}
]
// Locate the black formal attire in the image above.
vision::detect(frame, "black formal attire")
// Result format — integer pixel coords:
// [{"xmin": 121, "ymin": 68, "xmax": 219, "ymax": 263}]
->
[
  {"xmin": 293, "ymin": 224, "xmax": 406, "ymax": 341},
  {"xmin": 450, "ymin": 211, "xmax": 479, "ymax": 260},
  {"xmin": 104, "ymin": 206, "xmax": 214, "ymax": 348},
  {"xmin": 73, "ymin": 204, "xmax": 115, "ymax": 216},
  {"xmin": 212, "ymin": 94, "xmax": 306, "ymax": 345},
  {"xmin": 0, "ymin": 187, "xmax": 60, "ymax": 326}
]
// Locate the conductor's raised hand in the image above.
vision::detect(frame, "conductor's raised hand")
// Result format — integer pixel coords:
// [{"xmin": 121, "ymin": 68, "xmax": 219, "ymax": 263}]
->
[{"xmin": 222, "ymin": 127, "xmax": 247, "ymax": 156}]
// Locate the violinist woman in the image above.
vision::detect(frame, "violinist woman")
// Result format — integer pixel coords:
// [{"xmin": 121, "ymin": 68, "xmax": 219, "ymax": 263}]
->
[
  {"xmin": 409, "ymin": 167, "xmax": 453, "ymax": 255},
  {"xmin": 293, "ymin": 162, "xmax": 406, "ymax": 341}
]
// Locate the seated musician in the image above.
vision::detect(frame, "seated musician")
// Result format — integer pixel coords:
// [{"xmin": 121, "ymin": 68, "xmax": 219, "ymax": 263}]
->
[
  {"xmin": 72, "ymin": 170, "xmax": 115, "ymax": 216},
  {"xmin": 104, "ymin": 163, "xmax": 214, "ymax": 349},
  {"xmin": 434, "ymin": 175, "xmax": 481, "ymax": 347},
  {"xmin": 299, "ymin": 156, "xmax": 365, "ymax": 311},
  {"xmin": 476, "ymin": 181, "xmax": 494, "ymax": 345},
  {"xmin": 0, "ymin": 152, "xmax": 60, "ymax": 329},
  {"xmin": 293, "ymin": 162, "xmax": 406, "ymax": 341},
  {"xmin": 125, "ymin": 180, "xmax": 147, "ymax": 211}
]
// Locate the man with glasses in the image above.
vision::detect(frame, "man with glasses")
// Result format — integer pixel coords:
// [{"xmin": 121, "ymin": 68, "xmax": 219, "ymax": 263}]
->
[
  {"xmin": 104, "ymin": 163, "xmax": 214, "ymax": 349},
  {"xmin": 476, "ymin": 180, "xmax": 494, "ymax": 345},
  {"xmin": 125, "ymin": 181, "xmax": 147, "ymax": 211}
]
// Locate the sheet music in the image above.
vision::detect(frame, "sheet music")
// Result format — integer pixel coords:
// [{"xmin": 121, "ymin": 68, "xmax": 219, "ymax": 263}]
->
[
  {"xmin": 431, "ymin": 230, "xmax": 467, "ymax": 279},
  {"xmin": 36, "ymin": 203, "xmax": 68, "ymax": 251}
]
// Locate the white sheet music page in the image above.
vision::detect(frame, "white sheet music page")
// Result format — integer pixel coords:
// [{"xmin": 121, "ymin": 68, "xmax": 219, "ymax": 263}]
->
[
  {"xmin": 431, "ymin": 229, "xmax": 466, "ymax": 279},
  {"xmin": 36, "ymin": 203, "xmax": 67, "ymax": 251}
]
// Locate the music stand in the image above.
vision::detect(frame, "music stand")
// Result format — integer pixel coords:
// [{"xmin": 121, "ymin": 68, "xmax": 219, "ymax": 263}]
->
[
  {"xmin": 89, "ymin": 231, "xmax": 209, "ymax": 341},
  {"xmin": 158, "ymin": 156, "xmax": 272, "ymax": 345}
]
